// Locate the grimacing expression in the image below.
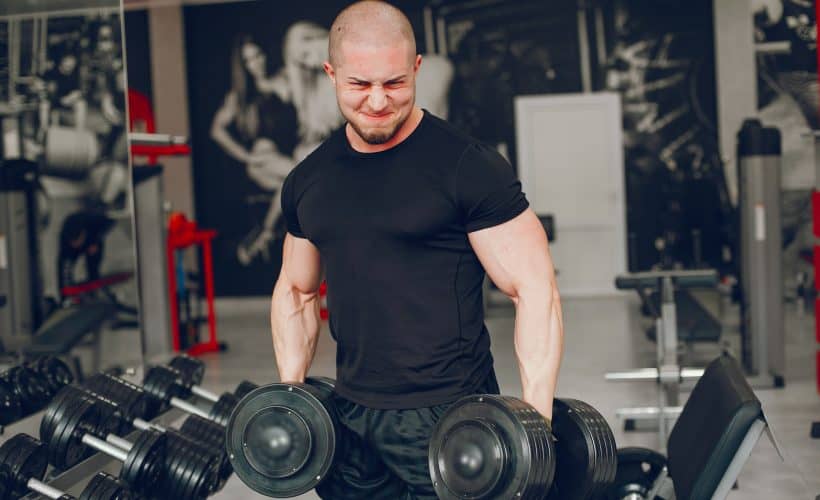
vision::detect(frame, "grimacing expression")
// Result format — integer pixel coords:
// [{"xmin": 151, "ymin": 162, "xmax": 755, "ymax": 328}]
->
[{"xmin": 328, "ymin": 40, "xmax": 420, "ymax": 145}]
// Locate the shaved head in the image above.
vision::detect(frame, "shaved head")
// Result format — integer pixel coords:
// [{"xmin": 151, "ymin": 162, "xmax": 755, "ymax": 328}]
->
[{"xmin": 328, "ymin": 1, "xmax": 416, "ymax": 67}]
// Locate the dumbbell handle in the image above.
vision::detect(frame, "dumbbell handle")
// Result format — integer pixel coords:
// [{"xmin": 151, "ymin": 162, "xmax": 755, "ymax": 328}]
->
[
  {"xmin": 107, "ymin": 434, "xmax": 134, "ymax": 452},
  {"xmin": 81, "ymin": 433, "xmax": 129, "ymax": 462},
  {"xmin": 133, "ymin": 417, "xmax": 166, "ymax": 433},
  {"xmin": 27, "ymin": 478, "xmax": 69, "ymax": 499},
  {"xmin": 170, "ymin": 397, "xmax": 214, "ymax": 422},
  {"xmin": 191, "ymin": 385, "xmax": 219, "ymax": 403}
]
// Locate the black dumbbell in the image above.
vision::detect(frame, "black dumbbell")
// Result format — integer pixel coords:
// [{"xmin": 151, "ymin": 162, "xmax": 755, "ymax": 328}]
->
[
  {"xmin": 0, "ymin": 365, "xmax": 50, "ymax": 415},
  {"xmin": 40, "ymin": 393, "xmax": 219, "ymax": 499},
  {"xmin": 52, "ymin": 384, "xmax": 232, "ymax": 492},
  {"xmin": 25, "ymin": 356, "xmax": 74, "ymax": 397},
  {"xmin": 0, "ymin": 433, "xmax": 135, "ymax": 499},
  {"xmin": 226, "ymin": 376, "xmax": 339, "ymax": 497},
  {"xmin": 0, "ymin": 377, "xmax": 23, "ymax": 425},
  {"xmin": 82, "ymin": 373, "xmax": 158, "ymax": 420},
  {"xmin": 142, "ymin": 365, "xmax": 241, "ymax": 426}
]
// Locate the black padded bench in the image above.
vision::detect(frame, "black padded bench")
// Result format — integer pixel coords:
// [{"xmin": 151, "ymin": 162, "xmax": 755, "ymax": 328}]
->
[
  {"xmin": 23, "ymin": 302, "xmax": 115, "ymax": 379},
  {"xmin": 644, "ymin": 355, "xmax": 781, "ymax": 499}
]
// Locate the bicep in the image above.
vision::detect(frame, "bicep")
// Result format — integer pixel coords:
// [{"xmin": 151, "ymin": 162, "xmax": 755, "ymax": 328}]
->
[
  {"xmin": 279, "ymin": 233, "xmax": 322, "ymax": 294},
  {"xmin": 468, "ymin": 209, "xmax": 553, "ymax": 300}
]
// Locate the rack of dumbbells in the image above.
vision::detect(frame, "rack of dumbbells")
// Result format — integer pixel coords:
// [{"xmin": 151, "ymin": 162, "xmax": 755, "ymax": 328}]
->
[{"xmin": 0, "ymin": 355, "xmax": 259, "ymax": 499}]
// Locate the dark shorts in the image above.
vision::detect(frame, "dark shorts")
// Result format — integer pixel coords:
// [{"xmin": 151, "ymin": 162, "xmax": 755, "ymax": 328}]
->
[{"xmin": 315, "ymin": 370, "xmax": 501, "ymax": 500}]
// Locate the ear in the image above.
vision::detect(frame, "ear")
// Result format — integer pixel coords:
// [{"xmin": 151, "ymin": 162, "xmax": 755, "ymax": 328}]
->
[
  {"xmin": 414, "ymin": 54, "xmax": 422, "ymax": 74},
  {"xmin": 323, "ymin": 61, "xmax": 336, "ymax": 83}
]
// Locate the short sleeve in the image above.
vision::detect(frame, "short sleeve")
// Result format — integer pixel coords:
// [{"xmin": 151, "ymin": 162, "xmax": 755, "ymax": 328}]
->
[
  {"xmin": 280, "ymin": 171, "xmax": 305, "ymax": 238},
  {"xmin": 457, "ymin": 143, "xmax": 529, "ymax": 232}
]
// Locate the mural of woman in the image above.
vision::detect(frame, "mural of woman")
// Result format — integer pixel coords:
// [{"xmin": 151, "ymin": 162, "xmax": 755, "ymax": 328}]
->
[{"xmin": 210, "ymin": 25, "xmax": 343, "ymax": 266}]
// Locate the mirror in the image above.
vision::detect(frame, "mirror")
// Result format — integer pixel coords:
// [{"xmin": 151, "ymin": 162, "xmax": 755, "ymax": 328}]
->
[{"xmin": 0, "ymin": 0, "xmax": 143, "ymax": 380}]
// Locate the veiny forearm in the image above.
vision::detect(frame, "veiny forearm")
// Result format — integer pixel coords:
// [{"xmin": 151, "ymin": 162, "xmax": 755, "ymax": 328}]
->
[
  {"xmin": 270, "ymin": 278, "xmax": 321, "ymax": 383},
  {"xmin": 513, "ymin": 282, "xmax": 564, "ymax": 422}
]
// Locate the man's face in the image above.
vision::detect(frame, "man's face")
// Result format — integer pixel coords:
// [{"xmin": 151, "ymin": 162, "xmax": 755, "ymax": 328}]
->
[{"xmin": 325, "ymin": 40, "xmax": 420, "ymax": 145}]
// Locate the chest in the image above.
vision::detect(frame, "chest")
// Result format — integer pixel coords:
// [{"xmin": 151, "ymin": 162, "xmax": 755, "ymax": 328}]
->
[{"xmin": 297, "ymin": 160, "xmax": 460, "ymax": 244}]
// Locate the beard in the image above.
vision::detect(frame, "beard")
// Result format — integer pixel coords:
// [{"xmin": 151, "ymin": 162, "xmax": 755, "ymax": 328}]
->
[{"xmin": 346, "ymin": 109, "xmax": 412, "ymax": 145}]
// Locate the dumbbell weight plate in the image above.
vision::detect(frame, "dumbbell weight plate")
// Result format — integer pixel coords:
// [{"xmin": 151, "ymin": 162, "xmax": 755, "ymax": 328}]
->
[
  {"xmin": 546, "ymin": 398, "xmax": 618, "ymax": 500},
  {"xmin": 0, "ymin": 378, "xmax": 23, "ymax": 425},
  {"xmin": 119, "ymin": 430, "xmax": 166, "ymax": 494},
  {"xmin": 29, "ymin": 356, "xmax": 74, "ymax": 396},
  {"xmin": 208, "ymin": 392, "xmax": 239, "ymax": 426},
  {"xmin": 227, "ymin": 383, "xmax": 337, "ymax": 497},
  {"xmin": 234, "ymin": 380, "xmax": 259, "ymax": 400},
  {"xmin": 0, "ymin": 434, "xmax": 48, "ymax": 499},
  {"xmin": 168, "ymin": 355, "xmax": 205, "ymax": 386},
  {"xmin": 49, "ymin": 396, "xmax": 101, "ymax": 470},
  {"xmin": 4, "ymin": 366, "xmax": 50, "ymax": 414},
  {"xmin": 428, "ymin": 394, "xmax": 555, "ymax": 500}
]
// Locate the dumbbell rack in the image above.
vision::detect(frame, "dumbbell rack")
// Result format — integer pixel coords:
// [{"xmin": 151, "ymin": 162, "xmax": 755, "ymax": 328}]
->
[{"xmin": 19, "ymin": 407, "xmax": 187, "ymax": 499}]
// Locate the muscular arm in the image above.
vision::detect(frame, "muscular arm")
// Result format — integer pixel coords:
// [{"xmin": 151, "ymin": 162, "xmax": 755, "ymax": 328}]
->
[
  {"xmin": 271, "ymin": 233, "xmax": 323, "ymax": 382},
  {"xmin": 468, "ymin": 209, "xmax": 564, "ymax": 421},
  {"xmin": 210, "ymin": 93, "xmax": 252, "ymax": 164}
]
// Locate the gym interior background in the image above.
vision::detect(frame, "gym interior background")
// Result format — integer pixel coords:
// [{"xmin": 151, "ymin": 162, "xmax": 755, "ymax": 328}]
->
[{"xmin": 0, "ymin": 0, "xmax": 818, "ymax": 498}]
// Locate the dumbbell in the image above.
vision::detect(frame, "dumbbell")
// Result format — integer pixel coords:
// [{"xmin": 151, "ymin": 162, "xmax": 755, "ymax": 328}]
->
[
  {"xmin": 25, "ymin": 356, "xmax": 75, "ymax": 397},
  {"xmin": 40, "ymin": 393, "xmax": 219, "ymax": 499},
  {"xmin": 0, "ymin": 433, "xmax": 136, "ymax": 499},
  {"xmin": 144, "ymin": 365, "xmax": 260, "ymax": 424},
  {"xmin": 0, "ymin": 365, "xmax": 50, "ymax": 415},
  {"xmin": 0, "ymin": 377, "xmax": 23, "ymax": 425},
  {"xmin": 226, "ymin": 376, "xmax": 339, "ymax": 497},
  {"xmin": 81, "ymin": 372, "xmax": 159, "ymax": 420},
  {"xmin": 166, "ymin": 355, "xmax": 259, "ymax": 401},
  {"xmin": 49, "ymin": 384, "xmax": 232, "ymax": 491},
  {"xmin": 428, "ymin": 397, "xmax": 618, "ymax": 500}
]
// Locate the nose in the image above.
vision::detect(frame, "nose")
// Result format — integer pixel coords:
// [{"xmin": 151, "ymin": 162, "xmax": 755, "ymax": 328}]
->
[{"xmin": 367, "ymin": 86, "xmax": 388, "ymax": 112}]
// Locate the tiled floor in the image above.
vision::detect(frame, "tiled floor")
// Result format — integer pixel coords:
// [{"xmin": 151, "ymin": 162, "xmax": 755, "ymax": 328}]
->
[{"xmin": 190, "ymin": 294, "xmax": 820, "ymax": 499}]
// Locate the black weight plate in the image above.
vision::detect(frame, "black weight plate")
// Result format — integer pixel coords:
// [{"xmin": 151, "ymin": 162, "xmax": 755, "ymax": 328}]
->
[
  {"xmin": 208, "ymin": 392, "xmax": 239, "ymax": 427},
  {"xmin": 0, "ymin": 466, "xmax": 10, "ymax": 500},
  {"xmin": 169, "ymin": 355, "xmax": 205, "ymax": 386},
  {"xmin": 0, "ymin": 434, "xmax": 48, "ymax": 498},
  {"xmin": 32, "ymin": 356, "xmax": 75, "ymax": 395},
  {"xmin": 430, "ymin": 395, "xmax": 548, "ymax": 500},
  {"xmin": 511, "ymin": 398, "xmax": 555, "ymax": 497},
  {"xmin": 227, "ymin": 383, "xmax": 337, "ymax": 497},
  {"xmin": 6, "ymin": 367, "xmax": 50, "ymax": 413},
  {"xmin": 79, "ymin": 471, "xmax": 108, "ymax": 500},
  {"xmin": 546, "ymin": 398, "xmax": 614, "ymax": 500},
  {"xmin": 0, "ymin": 378, "xmax": 23, "ymax": 425},
  {"xmin": 180, "ymin": 415, "xmax": 223, "ymax": 450},
  {"xmin": 172, "ymin": 429, "xmax": 231, "ymax": 490},
  {"xmin": 234, "ymin": 381, "xmax": 259, "ymax": 400},
  {"xmin": 120, "ymin": 430, "xmax": 165, "ymax": 494},
  {"xmin": 40, "ymin": 385, "xmax": 81, "ymax": 445},
  {"xmin": 607, "ymin": 447, "xmax": 667, "ymax": 500},
  {"xmin": 144, "ymin": 366, "xmax": 189, "ymax": 402},
  {"xmin": 49, "ymin": 396, "xmax": 99, "ymax": 470},
  {"xmin": 166, "ymin": 440, "xmax": 192, "ymax": 500},
  {"xmin": 562, "ymin": 399, "xmax": 616, "ymax": 498},
  {"xmin": 305, "ymin": 377, "xmax": 336, "ymax": 398}
]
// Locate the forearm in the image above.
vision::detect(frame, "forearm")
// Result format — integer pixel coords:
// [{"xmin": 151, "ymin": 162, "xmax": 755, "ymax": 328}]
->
[
  {"xmin": 513, "ymin": 282, "xmax": 563, "ymax": 421},
  {"xmin": 211, "ymin": 126, "xmax": 251, "ymax": 163},
  {"xmin": 270, "ymin": 277, "xmax": 322, "ymax": 382}
]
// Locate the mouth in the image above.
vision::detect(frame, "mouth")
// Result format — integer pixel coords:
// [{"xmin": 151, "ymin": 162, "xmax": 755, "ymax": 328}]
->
[{"xmin": 360, "ymin": 112, "xmax": 393, "ymax": 121}]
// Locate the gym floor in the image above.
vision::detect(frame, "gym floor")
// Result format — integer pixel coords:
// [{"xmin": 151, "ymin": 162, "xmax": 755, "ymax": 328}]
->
[{"xmin": 191, "ymin": 294, "xmax": 820, "ymax": 499}]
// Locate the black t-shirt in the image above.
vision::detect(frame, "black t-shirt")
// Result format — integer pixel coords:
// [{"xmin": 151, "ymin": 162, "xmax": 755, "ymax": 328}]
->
[{"xmin": 281, "ymin": 110, "xmax": 529, "ymax": 409}]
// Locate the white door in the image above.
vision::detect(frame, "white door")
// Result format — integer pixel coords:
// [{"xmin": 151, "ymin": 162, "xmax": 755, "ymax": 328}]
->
[{"xmin": 515, "ymin": 92, "xmax": 626, "ymax": 296}]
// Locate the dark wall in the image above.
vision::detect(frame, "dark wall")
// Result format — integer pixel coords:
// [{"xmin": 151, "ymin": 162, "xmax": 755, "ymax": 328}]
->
[{"xmin": 123, "ymin": 10, "xmax": 152, "ymax": 102}]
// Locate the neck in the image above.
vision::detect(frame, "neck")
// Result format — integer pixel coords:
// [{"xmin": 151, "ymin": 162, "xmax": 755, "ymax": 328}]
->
[{"xmin": 346, "ymin": 106, "xmax": 424, "ymax": 153}]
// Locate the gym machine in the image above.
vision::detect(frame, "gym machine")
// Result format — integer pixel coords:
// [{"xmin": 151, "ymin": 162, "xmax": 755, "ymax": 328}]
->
[
  {"xmin": 605, "ymin": 269, "xmax": 718, "ymax": 447},
  {"xmin": 736, "ymin": 119, "xmax": 785, "ymax": 387}
]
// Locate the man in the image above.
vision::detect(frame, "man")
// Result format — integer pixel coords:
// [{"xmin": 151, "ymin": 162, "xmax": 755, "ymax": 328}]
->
[{"xmin": 271, "ymin": 1, "xmax": 564, "ymax": 498}]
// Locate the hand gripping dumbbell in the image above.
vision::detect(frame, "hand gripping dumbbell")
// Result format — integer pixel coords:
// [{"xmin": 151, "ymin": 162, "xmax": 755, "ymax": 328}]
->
[
  {"xmin": 143, "ymin": 364, "xmax": 260, "ymax": 426},
  {"xmin": 39, "ymin": 393, "xmax": 219, "ymax": 499},
  {"xmin": 0, "ymin": 433, "xmax": 135, "ymax": 499},
  {"xmin": 49, "ymin": 384, "xmax": 232, "ymax": 492},
  {"xmin": 428, "ymin": 396, "xmax": 618, "ymax": 500},
  {"xmin": 226, "ymin": 376, "xmax": 339, "ymax": 497}
]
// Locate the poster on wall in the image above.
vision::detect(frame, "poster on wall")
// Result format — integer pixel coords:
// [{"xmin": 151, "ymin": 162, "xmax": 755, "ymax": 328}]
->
[
  {"xmin": 599, "ymin": 0, "xmax": 729, "ymax": 272},
  {"xmin": 753, "ymin": 0, "xmax": 816, "ymax": 283}
]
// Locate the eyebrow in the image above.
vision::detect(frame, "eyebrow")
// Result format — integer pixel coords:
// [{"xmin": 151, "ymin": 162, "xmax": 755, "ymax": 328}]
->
[{"xmin": 347, "ymin": 75, "xmax": 408, "ymax": 84}]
